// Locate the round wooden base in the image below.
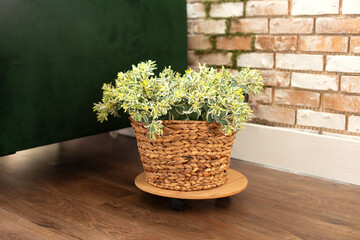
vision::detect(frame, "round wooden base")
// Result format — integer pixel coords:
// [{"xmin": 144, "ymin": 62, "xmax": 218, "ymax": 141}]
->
[{"xmin": 135, "ymin": 169, "xmax": 248, "ymax": 200}]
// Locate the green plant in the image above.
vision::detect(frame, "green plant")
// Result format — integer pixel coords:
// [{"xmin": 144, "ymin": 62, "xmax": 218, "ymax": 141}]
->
[{"xmin": 94, "ymin": 60, "xmax": 263, "ymax": 139}]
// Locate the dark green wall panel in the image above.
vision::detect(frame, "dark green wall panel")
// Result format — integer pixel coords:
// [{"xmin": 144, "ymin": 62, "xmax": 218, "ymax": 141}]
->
[{"xmin": 0, "ymin": 0, "xmax": 187, "ymax": 155}]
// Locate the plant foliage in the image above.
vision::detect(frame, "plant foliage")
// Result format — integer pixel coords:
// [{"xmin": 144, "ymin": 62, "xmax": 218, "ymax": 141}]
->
[{"xmin": 94, "ymin": 60, "xmax": 263, "ymax": 139}]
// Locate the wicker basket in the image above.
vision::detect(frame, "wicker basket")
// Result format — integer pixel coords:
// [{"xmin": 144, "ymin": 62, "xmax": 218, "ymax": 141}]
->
[{"xmin": 130, "ymin": 117, "xmax": 236, "ymax": 192}]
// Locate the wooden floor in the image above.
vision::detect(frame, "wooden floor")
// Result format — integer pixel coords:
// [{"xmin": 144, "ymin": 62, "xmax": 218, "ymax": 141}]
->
[{"xmin": 0, "ymin": 134, "xmax": 360, "ymax": 240}]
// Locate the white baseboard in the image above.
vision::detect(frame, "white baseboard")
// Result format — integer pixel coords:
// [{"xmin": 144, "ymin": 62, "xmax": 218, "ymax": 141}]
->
[
  {"xmin": 114, "ymin": 124, "xmax": 360, "ymax": 185},
  {"xmin": 231, "ymin": 124, "xmax": 360, "ymax": 186},
  {"xmin": 112, "ymin": 128, "xmax": 135, "ymax": 138}
]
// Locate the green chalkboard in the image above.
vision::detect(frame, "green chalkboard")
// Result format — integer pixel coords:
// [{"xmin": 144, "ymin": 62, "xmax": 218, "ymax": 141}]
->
[{"xmin": 0, "ymin": 0, "xmax": 187, "ymax": 155}]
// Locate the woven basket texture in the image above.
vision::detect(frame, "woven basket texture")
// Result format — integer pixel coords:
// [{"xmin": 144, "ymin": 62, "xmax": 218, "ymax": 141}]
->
[{"xmin": 130, "ymin": 117, "xmax": 236, "ymax": 191}]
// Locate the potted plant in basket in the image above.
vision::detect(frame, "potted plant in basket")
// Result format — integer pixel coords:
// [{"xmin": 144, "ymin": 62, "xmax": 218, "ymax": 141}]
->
[{"xmin": 94, "ymin": 60, "xmax": 263, "ymax": 192}]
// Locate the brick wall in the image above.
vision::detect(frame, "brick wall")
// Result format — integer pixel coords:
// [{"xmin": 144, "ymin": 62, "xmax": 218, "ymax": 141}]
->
[{"xmin": 187, "ymin": 0, "xmax": 360, "ymax": 137}]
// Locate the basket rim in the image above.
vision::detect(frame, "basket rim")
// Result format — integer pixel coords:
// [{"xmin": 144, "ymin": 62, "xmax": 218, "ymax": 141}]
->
[{"xmin": 128, "ymin": 116, "xmax": 219, "ymax": 125}]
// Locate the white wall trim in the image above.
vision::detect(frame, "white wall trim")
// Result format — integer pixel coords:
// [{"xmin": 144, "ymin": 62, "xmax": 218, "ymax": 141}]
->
[
  {"xmin": 231, "ymin": 123, "xmax": 360, "ymax": 186},
  {"xmin": 115, "ymin": 124, "xmax": 360, "ymax": 185},
  {"xmin": 111, "ymin": 128, "xmax": 135, "ymax": 138}
]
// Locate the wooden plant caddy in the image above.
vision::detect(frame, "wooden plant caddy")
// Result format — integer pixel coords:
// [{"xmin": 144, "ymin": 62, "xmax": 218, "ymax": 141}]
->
[{"xmin": 135, "ymin": 169, "xmax": 248, "ymax": 211}]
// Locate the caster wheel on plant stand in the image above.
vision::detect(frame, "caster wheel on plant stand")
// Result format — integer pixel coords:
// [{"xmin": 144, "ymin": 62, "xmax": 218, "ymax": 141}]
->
[{"xmin": 169, "ymin": 198, "xmax": 188, "ymax": 211}]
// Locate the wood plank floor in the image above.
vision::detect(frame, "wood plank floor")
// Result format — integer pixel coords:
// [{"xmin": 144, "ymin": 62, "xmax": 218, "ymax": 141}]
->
[{"xmin": 0, "ymin": 133, "xmax": 359, "ymax": 240}]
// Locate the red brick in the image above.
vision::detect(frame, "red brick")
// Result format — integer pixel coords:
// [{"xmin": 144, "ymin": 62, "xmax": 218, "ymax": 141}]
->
[
  {"xmin": 188, "ymin": 51, "xmax": 199, "ymax": 66},
  {"xmin": 199, "ymin": 52, "xmax": 232, "ymax": 66},
  {"xmin": 298, "ymin": 36, "xmax": 348, "ymax": 53},
  {"xmin": 246, "ymin": 1, "xmax": 288, "ymax": 16},
  {"xmin": 341, "ymin": 76, "xmax": 360, "ymax": 94},
  {"xmin": 255, "ymin": 36, "xmax": 297, "ymax": 51},
  {"xmin": 249, "ymin": 88, "xmax": 272, "ymax": 105},
  {"xmin": 297, "ymin": 110, "xmax": 345, "ymax": 130},
  {"xmin": 326, "ymin": 56, "xmax": 360, "ymax": 73},
  {"xmin": 274, "ymin": 89, "xmax": 320, "ymax": 107},
  {"xmin": 188, "ymin": 20, "xmax": 226, "ymax": 34},
  {"xmin": 188, "ymin": 35, "xmax": 212, "ymax": 50},
  {"xmin": 258, "ymin": 70, "xmax": 290, "ymax": 87},
  {"xmin": 291, "ymin": 73, "xmax": 338, "ymax": 91},
  {"xmin": 230, "ymin": 18, "xmax": 268, "ymax": 34},
  {"xmin": 216, "ymin": 36, "xmax": 252, "ymax": 50},
  {"xmin": 187, "ymin": 3, "xmax": 205, "ymax": 19},
  {"xmin": 349, "ymin": 116, "xmax": 360, "ymax": 133},
  {"xmin": 350, "ymin": 37, "xmax": 360, "ymax": 53},
  {"xmin": 252, "ymin": 105, "xmax": 296, "ymax": 125},
  {"xmin": 343, "ymin": 0, "xmax": 360, "ymax": 14},
  {"xmin": 276, "ymin": 54, "xmax": 323, "ymax": 71},
  {"xmin": 292, "ymin": 0, "xmax": 339, "ymax": 15},
  {"xmin": 270, "ymin": 18, "xmax": 314, "ymax": 34},
  {"xmin": 237, "ymin": 53, "xmax": 274, "ymax": 68},
  {"xmin": 316, "ymin": 17, "xmax": 360, "ymax": 34},
  {"xmin": 323, "ymin": 94, "xmax": 360, "ymax": 113},
  {"xmin": 210, "ymin": 2, "xmax": 244, "ymax": 18}
]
